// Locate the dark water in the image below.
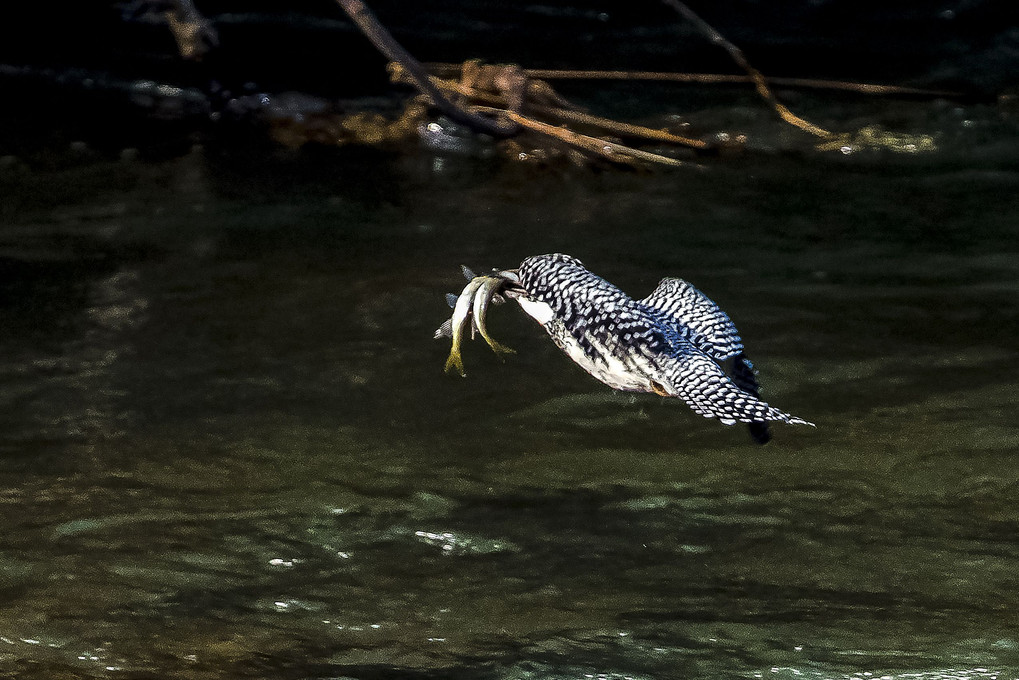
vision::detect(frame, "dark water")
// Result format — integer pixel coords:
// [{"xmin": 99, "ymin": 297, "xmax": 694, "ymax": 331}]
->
[{"xmin": 1, "ymin": 96, "xmax": 1019, "ymax": 679}]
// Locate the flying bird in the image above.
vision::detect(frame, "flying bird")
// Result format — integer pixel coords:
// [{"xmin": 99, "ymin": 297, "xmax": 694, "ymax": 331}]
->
[{"xmin": 437, "ymin": 253, "xmax": 812, "ymax": 443}]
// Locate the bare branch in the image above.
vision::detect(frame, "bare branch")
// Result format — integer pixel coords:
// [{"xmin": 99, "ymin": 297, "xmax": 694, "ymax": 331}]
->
[
  {"xmin": 660, "ymin": 0, "xmax": 831, "ymax": 137},
  {"xmin": 473, "ymin": 107, "xmax": 696, "ymax": 168},
  {"xmin": 419, "ymin": 69, "xmax": 709, "ymax": 150},
  {"xmin": 333, "ymin": 0, "xmax": 518, "ymax": 137},
  {"xmin": 506, "ymin": 69, "xmax": 963, "ymax": 100},
  {"xmin": 527, "ymin": 106, "xmax": 709, "ymax": 151}
]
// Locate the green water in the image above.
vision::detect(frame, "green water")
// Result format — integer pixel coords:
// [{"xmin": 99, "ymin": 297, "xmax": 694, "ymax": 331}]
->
[{"xmin": 1, "ymin": 102, "xmax": 1018, "ymax": 679}]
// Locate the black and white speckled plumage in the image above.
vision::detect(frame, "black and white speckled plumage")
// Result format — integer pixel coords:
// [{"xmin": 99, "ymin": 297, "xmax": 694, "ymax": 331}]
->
[{"xmin": 514, "ymin": 254, "xmax": 810, "ymax": 441}]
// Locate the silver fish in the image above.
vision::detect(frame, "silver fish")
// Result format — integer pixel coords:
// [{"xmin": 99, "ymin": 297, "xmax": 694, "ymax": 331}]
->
[
  {"xmin": 434, "ymin": 317, "xmax": 454, "ymax": 340},
  {"xmin": 434, "ymin": 293, "xmax": 477, "ymax": 340},
  {"xmin": 434, "ymin": 267, "xmax": 505, "ymax": 340},
  {"xmin": 472, "ymin": 276, "xmax": 515, "ymax": 358},
  {"xmin": 444, "ymin": 277, "xmax": 488, "ymax": 377}
]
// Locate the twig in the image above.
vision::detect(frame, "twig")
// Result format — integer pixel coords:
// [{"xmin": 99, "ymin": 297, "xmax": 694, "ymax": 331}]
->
[
  {"xmin": 512, "ymin": 69, "xmax": 963, "ymax": 100},
  {"xmin": 165, "ymin": 0, "xmax": 219, "ymax": 61},
  {"xmin": 422, "ymin": 73, "xmax": 512, "ymax": 108},
  {"xmin": 529, "ymin": 105, "xmax": 709, "ymax": 150},
  {"xmin": 660, "ymin": 0, "xmax": 831, "ymax": 137},
  {"xmin": 474, "ymin": 107, "xmax": 694, "ymax": 168},
  {"xmin": 423, "ymin": 63, "xmax": 966, "ymax": 100},
  {"xmin": 423, "ymin": 72, "xmax": 709, "ymax": 150},
  {"xmin": 333, "ymin": 0, "xmax": 517, "ymax": 137}
]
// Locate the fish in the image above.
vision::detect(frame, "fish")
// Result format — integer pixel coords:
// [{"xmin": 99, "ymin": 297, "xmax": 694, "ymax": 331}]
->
[
  {"xmin": 434, "ymin": 317, "xmax": 454, "ymax": 340},
  {"xmin": 437, "ymin": 265, "xmax": 523, "ymax": 373},
  {"xmin": 434, "ymin": 269, "xmax": 481, "ymax": 341},
  {"xmin": 472, "ymin": 275, "xmax": 515, "ymax": 358},
  {"xmin": 443, "ymin": 276, "xmax": 488, "ymax": 377},
  {"xmin": 434, "ymin": 293, "xmax": 482, "ymax": 341},
  {"xmin": 434, "ymin": 267, "xmax": 509, "ymax": 341},
  {"xmin": 433, "ymin": 293, "xmax": 461, "ymax": 340}
]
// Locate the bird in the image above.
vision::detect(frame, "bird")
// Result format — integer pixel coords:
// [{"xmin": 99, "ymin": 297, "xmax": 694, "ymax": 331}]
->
[{"xmin": 496, "ymin": 253, "xmax": 812, "ymax": 443}]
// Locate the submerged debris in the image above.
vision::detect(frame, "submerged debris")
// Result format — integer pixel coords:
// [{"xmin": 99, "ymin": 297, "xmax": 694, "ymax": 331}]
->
[
  {"xmin": 325, "ymin": 0, "xmax": 956, "ymax": 168},
  {"xmin": 116, "ymin": 0, "xmax": 968, "ymax": 166},
  {"xmin": 105, "ymin": 1, "xmax": 982, "ymax": 166},
  {"xmin": 816, "ymin": 125, "xmax": 938, "ymax": 154},
  {"xmin": 267, "ymin": 100, "xmax": 426, "ymax": 149}
]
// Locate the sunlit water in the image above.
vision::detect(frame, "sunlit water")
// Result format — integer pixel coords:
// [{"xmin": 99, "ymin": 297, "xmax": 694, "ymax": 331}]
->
[{"xmin": 1, "ymin": 96, "xmax": 1018, "ymax": 679}]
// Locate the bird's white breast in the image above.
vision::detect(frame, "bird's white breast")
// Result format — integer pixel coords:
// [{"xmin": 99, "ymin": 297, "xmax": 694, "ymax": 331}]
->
[
  {"xmin": 515, "ymin": 296, "xmax": 555, "ymax": 325},
  {"xmin": 516, "ymin": 296, "xmax": 652, "ymax": 392}
]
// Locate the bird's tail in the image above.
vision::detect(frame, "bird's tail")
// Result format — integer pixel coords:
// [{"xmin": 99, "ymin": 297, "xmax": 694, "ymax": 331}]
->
[
  {"xmin": 747, "ymin": 421, "xmax": 771, "ymax": 445},
  {"xmin": 731, "ymin": 354, "xmax": 771, "ymax": 445}
]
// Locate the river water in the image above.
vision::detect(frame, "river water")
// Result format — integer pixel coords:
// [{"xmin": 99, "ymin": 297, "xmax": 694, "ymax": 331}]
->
[{"xmin": 1, "ymin": 95, "xmax": 1018, "ymax": 679}]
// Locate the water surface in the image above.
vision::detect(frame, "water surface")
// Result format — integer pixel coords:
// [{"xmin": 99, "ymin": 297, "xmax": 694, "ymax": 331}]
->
[{"xmin": 1, "ymin": 98, "xmax": 1018, "ymax": 679}]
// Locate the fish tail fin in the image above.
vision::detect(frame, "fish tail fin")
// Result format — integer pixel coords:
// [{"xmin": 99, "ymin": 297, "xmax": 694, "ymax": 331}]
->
[
  {"xmin": 444, "ymin": 350, "xmax": 466, "ymax": 377},
  {"xmin": 488, "ymin": 340, "xmax": 516, "ymax": 360}
]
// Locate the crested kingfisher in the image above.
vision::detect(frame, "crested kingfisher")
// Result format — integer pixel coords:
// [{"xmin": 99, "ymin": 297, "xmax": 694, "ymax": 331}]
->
[{"xmin": 503, "ymin": 253, "xmax": 812, "ymax": 443}]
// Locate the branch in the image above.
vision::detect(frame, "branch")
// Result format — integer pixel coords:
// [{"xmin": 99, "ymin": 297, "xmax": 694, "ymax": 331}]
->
[
  {"xmin": 422, "ymin": 71, "xmax": 709, "ymax": 150},
  {"xmin": 165, "ymin": 0, "xmax": 219, "ymax": 60},
  {"xmin": 333, "ymin": 0, "xmax": 518, "ymax": 137},
  {"xmin": 510, "ymin": 69, "xmax": 964, "ymax": 100},
  {"xmin": 421, "ymin": 63, "xmax": 967, "ymax": 100},
  {"xmin": 527, "ymin": 105, "xmax": 709, "ymax": 150},
  {"xmin": 473, "ymin": 107, "xmax": 695, "ymax": 168},
  {"xmin": 660, "ymin": 0, "xmax": 831, "ymax": 138}
]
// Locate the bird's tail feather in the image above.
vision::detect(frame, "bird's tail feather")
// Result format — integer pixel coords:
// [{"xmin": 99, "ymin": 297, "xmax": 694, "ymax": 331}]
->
[
  {"xmin": 748, "ymin": 421, "xmax": 771, "ymax": 445},
  {"xmin": 730, "ymin": 354, "xmax": 771, "ymax": 445}
]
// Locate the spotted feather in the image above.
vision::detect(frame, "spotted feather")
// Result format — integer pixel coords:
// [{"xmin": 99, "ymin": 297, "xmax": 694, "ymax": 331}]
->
[
  {"xmin": 640, "ymin": 278, "xmax": 743, "ymax": 360},
  {"xmin": 513, "ymin": 254, "xmax": 812, "ymax": 441}
]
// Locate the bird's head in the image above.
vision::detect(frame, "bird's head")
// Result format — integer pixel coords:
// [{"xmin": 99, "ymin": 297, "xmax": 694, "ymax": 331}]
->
[{"xmin": 489, "ymin": 268, "xmax": 528, "ymax": 300}]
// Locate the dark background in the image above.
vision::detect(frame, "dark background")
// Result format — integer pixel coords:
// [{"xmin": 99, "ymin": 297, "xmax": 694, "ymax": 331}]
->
[
  {"xmin": 5, "ymin": 1, "xmax": 1019, "ymax": 89},
  {"xmin": 1, "ymin": 0, "xmax": 1017, "ymax": 152}
]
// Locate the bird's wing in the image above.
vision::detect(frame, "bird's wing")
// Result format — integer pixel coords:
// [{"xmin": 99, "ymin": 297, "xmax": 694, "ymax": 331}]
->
[
  {"xmin": 640, "ymin": 278, "xmax": 743, "ymax": 360},
  {"xmin": 662, "ymin": 348, "xmax": 811, "ymax": 426}
]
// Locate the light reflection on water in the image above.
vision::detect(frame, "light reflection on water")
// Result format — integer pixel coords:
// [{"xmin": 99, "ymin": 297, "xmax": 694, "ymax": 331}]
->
[{"xmin": 1, "ymin": 106, "xmax": 1019, "ymax": 678}]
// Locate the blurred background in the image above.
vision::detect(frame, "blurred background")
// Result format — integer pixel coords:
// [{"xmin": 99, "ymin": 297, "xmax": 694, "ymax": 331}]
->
[{"xmin": 1, "ymin": 0, "xmax": 1017, "ymax": 156}]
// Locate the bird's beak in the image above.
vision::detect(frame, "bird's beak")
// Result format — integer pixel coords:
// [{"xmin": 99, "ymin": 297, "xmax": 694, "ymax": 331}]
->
[
  {"xmin": 493, "ymin": 269, "xmax": 526, "ymax": 298},
  {"xmin": 494, "ymin": 269, "xmax": 520, "ymax": 283}
]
